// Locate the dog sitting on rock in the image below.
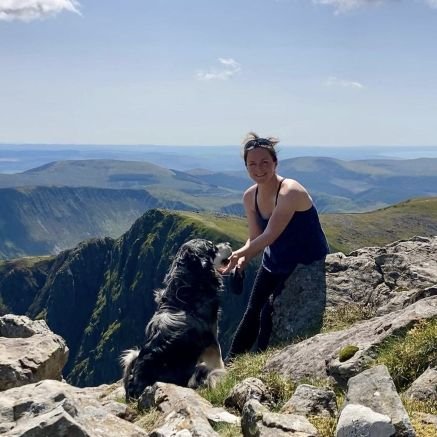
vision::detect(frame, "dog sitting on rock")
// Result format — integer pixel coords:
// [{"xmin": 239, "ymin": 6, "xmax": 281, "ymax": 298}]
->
[{"xmin": 121, "ymin": 238, "xmax": 232, "ymax": 400}]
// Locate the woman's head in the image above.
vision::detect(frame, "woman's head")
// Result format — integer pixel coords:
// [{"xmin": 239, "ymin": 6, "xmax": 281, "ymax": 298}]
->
[{"xmin": 242, "ymin": 132, "xmax": 279, "ymax": 166}]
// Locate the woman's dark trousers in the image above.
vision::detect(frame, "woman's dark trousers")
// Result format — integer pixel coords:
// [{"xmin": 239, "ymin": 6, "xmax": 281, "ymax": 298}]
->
[{"xmin": 226, "ymin": 266, "xmax": 287, "ymax": 360}]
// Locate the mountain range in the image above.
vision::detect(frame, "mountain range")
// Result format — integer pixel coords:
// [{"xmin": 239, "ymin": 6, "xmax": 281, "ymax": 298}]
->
[{"xmin": 0, "ymin": 157, "xmax": 436, "ymax": 259}]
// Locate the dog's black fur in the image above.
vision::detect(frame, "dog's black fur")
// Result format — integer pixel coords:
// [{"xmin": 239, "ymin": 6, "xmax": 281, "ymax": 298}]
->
[{"xmin": 121, "ymin": 238, "xmax": 232, "ymax": 400}]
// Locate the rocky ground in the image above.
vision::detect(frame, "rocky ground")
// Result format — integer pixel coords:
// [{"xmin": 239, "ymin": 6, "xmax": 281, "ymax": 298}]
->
[{"xmin": 0, "ymin": 236, "xmax": 436, "ymax": 436}]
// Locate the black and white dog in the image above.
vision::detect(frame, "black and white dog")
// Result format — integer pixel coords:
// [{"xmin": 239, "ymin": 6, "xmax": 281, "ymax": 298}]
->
[{"xmin": 121, "ymin": 238, "xmax": 232, "ymax": 400}]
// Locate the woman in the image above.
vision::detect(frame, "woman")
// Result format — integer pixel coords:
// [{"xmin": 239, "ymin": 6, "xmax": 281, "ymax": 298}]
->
[{"xmin": 221, "ymin": 132, "xmax": 329, "ymax": 361}]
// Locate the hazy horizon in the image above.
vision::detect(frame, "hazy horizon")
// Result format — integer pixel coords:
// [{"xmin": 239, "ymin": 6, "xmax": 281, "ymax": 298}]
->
[{"xmin": 2, "ymin": 144, "xmax": 437, "ymax": 174}]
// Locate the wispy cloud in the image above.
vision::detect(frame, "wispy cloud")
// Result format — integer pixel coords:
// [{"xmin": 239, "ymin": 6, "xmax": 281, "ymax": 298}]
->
[
  {"xmin": 325, "ymin": 76, "xmax": 365, "ymax": 88},
  {"xmin": 314, "ymin": 0, "xmax": 437, "ymax": 13},
  {"xmin": 314, "ymin": 0, "xmax": 383, "ymax": 14},
  {"xmin": 0, "ymin": 0, "xmax": 81, "ymax": 22},
  {"xmin": 424, "ymin": 0, "xmax": 437, "ymax": 8},
  {"xmin": 196, "ymin": 58, "xmax": 242, "ymax": 81}
]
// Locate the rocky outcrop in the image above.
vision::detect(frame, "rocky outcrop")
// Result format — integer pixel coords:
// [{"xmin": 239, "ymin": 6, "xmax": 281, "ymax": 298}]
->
[
  {"xmin": 280, "ymin": 384, "xmax": 337, "ymax": 418},
  {"xmin": 265, "ymin": 296, "xmax": 437, "ymax": 387},
  {"xmin": 272, "ymin": 236, "xmax": 437, "ymax": 343},
  {"xmin": 0, "ymin": 379, "xmax": 147, "ymax": 436},
  {"xmin": 266, "ymin": 296, "xmax": 437, "ymax": 386},
  {"xmin": 0, "ymin": 314, "xmax": 68, "ymax": 391},
  {"xmin": 1, "ymin": 236, "xmax": 436, "ymax": 435},
  {"xmin": 241, "ymin": 399, "xmax": 319, "ymax": 437},
  {"xmin": 138, "ymin": 382, "xmax": 239, "ymax": 436}
]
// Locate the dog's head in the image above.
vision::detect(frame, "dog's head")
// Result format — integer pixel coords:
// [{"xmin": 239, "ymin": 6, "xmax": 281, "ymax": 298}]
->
[
  {"xmin": 174, "ymin": 238, "xmax": 232, "ymax": 275},
  {"xmin": 156, "ymin": 239, "xmax": 232, "ymax": 306}
]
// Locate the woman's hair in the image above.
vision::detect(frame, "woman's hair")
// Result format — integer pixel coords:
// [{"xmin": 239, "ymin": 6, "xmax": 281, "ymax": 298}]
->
[{"xmin": 242, "ymin": 132, "xmax": 280, "ymax": 165}]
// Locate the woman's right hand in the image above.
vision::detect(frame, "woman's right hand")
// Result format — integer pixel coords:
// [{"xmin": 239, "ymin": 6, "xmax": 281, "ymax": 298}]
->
[{"xmin": 220, "ymin": 252, "xmax": 245, "ymax": 274}]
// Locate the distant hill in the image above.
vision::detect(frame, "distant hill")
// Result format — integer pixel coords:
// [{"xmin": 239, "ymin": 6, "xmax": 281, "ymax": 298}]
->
[
  {"xmin": 0, "ymin": 199, "xmax": 436, "ymax": 387},
  {"xmin": 1, "ymin": 157, "xmax": 436, "ymax": 215},
  {"xmin": 191, "ymin": 157, "xmax": 437, "ymax": 212},
  {"xmin": 0, "ymin": 186, "xmax": 190, "ymax": 259},
  {"xmin": 321, "ymin": 197, "xmax": 437, "ymax": 253},
  {"xmin": 0, "ymin": 159, "xmax": 241, "ymax": 211}
]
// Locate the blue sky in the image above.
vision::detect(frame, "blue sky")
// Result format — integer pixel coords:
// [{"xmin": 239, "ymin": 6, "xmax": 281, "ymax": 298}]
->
[{"xmin": 1, "ymin": 0, "xmax": 437, "ymax": 146}]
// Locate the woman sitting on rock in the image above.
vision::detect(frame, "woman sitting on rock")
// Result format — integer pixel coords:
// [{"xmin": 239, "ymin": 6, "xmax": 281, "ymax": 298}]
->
[{"xmin": 221, "ymin": 132, "xmax": 329, "ymax": 362}]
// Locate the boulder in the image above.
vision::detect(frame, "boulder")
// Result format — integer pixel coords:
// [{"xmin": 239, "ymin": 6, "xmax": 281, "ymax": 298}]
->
[
  {"xmin": 241, "ymin": 399, "xmax": 318, "ymax": 436},
  {"xmin": 0, "ymin": 314, "xmax": 68, "ymax": 391},
  {"xmin": 272, "ymin": 236, "xmax": 437, "ymax": 343},
  {"xmin": 264, "ymin": 296, "xmax": 437, "ymax": 387},
  {"xmin": 344, "ymin": 365, "xmax": 415, "ymax": 436},
  {"xmin": 281, "ymin": 384, "xmax": 337, "ymax": 418},
  {"xmin": 335, "ymin": 404, "xmax": 395, "ymax": 437},
  {"xmin": 404, "ymin": 367, "xmax": 437, "ymax": 401},
  {"xmin": 139, "ymin": 382, "xmax": 239, "ymax": 436},
  {"xmin": 225, "ymin": 377, "xmax": 272, "ymax": 412},
  {"xmin": 0, "ymin": 379, "xmax": 147, "ymax": 436}
]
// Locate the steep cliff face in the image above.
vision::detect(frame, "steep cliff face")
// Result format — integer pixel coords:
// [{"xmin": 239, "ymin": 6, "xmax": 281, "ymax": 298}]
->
[
  {"xmin": 0, "ymin": 209, "xmax": 248, "ymax": 387},
  {"xmin": 0, "ymin": 186, "xmax": 189, "ymax": 259},
  {"xmin": 0, "ymin": 257, "xmax": 54, "ymax": 315}
]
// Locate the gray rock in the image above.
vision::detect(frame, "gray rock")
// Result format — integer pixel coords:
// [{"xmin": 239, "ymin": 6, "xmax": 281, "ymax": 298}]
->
[
  {"xmin": 281, "ymin": 384, "xmax": 337, "ymax": 418},
  {"xmin": 376, "ymin": 285, "xmax": 437, "ymax": 316},
  {"xmin": 264, "ymin": 296, "xmax": 437, "ymax": 387},
  {"xmin": 139, "ymin": 382, "xmax": 239, "ymax": 436},
  {"xmin": 346, "ymin": 365, "xmax": 415, "ymax": 436},
  {"xmin": 0, "ymin": 314, "xmax": 68, "ymax": 391},
  {"xmin": 0, "ymin": 379, "xmax": 147, "ymax": 436},
  {"xmin": 225, "ymin": 377, "xmax": 272, "ymax": 412},
  {"xmin": 0, "ymin": 314, "xmax": 50, "ymax": 338},
  {"xmin": 272, "ymin": 236, "xmax": 437, "ymax": 344},
  {"xmin": 241, "ymin": 399, "xmax": 318, "ymax": 436},
  {"xmin": 335, "ymin": 404, "xmax": 395, "ymax": 437},
  {"xmin": 404, "ymin": 367, "xmax": 437, "ymax": 401}
]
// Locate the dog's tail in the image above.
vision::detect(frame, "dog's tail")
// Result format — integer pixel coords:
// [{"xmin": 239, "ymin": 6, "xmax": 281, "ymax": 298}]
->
[
  {"xmin": 120, "ymin": 348, "xmax": 140, "ymax": 398},
  {"xmin": 188, "ymin": 363, "xmax": 227, "ymax": 389}
]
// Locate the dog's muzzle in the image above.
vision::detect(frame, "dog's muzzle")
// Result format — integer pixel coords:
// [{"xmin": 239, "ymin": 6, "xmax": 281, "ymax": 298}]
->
[{"xmin": 214, "ymin": 242, "xmax": 233, "ymax": 269}]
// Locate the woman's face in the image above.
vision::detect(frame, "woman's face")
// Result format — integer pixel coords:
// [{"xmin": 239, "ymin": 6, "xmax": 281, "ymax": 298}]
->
[{"xmin": 245, "ymin": 148, "xmax": 277, "ymax": 183}]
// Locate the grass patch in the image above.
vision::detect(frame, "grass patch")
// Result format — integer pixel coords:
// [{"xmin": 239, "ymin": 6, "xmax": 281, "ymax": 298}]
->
[
  {"xmin": 308, "ymin": 416, "xmax": 338, "ymax": 437},
  {"xmin": 211, "ymin": 422, "xmax": 242, "ymax": 437},
  {"xmin": 374, "ymin": 319, "xmax": 437, "ymax": 391},
  {"xmin": 198, "ymin": 349, "xmax": 295, "ymax": 410},
  {"xmin": 322, "ymin": 304, "xmax": 376, "ymax": 332},
  {"xmin": 409, "ymin": 419, "xmax": 437, "ymax": 437},
  {"xmin": 402, "ymin": 397, "xmax": 437, "ymax": 437},
  {"xmin": 135, "ymin": 407, "xmax": 162, "ymax": 433}
]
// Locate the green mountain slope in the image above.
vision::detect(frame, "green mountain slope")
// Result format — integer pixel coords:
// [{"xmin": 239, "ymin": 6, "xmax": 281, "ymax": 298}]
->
[
  {"xmin": 0, "ymin": 209, "xmax": 249, "ymax": 387},
  {"xmin": 321, "ymin": 197, "xmax": 437, "ymax": 253},
  {"xmin": 0, "ymin": 198, "xmax": 435, "ymax": 387},
  {"xmin": 0, "ymin": 159, "xmax": 241, "ymax": 211},
  {"xmin": 0, "ymin": 186, "xmax": 189, "ymax": 259}
]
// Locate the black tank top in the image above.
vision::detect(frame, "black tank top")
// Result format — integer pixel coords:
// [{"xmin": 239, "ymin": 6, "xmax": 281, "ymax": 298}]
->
[{"xmin": 255, "ymin": 179, "xmax": 329, "ymax": 274}]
